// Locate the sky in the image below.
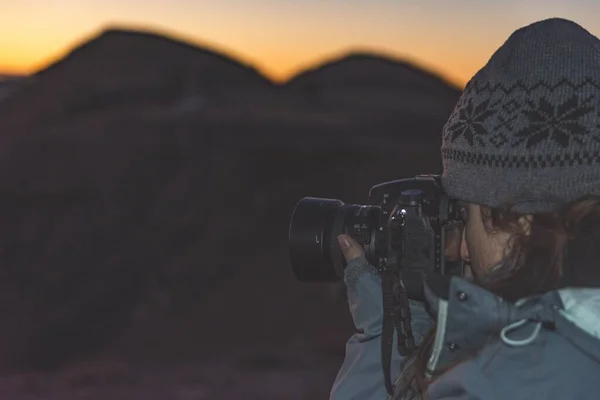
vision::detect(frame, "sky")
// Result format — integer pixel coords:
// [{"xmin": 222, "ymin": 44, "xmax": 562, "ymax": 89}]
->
[{"xmin": 2, "ymin": 0, "xmax": 600, "ymax": 86}]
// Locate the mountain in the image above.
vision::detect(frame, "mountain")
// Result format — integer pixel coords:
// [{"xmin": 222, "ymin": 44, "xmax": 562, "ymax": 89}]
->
[
  {"xmin": 0, "ymin": 74, "xmax": 26, "ymax": 81},
  {"xmin": 0, "ymin": 27, "xmax": 274, "ymax": 138},
  {"xmin": 284, "ymin": 52, "xmax": 461, "ymax": 122},
  {"xmin": 287, "ymin": 52, "xmax": 458, "ymax": 90},
  {"xmin": 0, "ymin": 75, "xmax": 28, "ymax": 103}
]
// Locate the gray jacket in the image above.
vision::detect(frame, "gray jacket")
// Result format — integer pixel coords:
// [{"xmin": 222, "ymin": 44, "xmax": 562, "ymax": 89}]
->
[{"xmin": 331, "ymin": 256, "xmax": 600, "ymax": 400}]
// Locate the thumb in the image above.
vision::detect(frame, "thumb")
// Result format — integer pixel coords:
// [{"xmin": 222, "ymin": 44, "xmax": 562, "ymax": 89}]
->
[{"xmin": 337, "ymin": 234, "xmax": 365, "ymax": 262}]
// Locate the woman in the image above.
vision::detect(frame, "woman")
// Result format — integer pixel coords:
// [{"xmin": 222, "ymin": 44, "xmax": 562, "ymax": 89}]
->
[{"xmin": 330, "ymin": 18, "xmax": 600, "ymax": 400}]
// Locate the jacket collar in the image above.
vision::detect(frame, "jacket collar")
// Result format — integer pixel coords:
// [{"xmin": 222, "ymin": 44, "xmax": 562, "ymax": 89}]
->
[{"xmin": 423, "ymin": 275, "xmax": 600, "ymax": 375}]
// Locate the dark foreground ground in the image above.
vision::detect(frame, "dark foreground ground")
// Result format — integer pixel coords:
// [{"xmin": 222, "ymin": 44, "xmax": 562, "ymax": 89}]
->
[{"xmin": 0, "ymin": 346, "xmax": 342, "ymax": 399}]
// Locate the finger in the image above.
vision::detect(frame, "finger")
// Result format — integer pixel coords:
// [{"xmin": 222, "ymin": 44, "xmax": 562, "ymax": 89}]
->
[{"xmin": 337, "ymin": 234, "xmax": 365, "ymax": 262}]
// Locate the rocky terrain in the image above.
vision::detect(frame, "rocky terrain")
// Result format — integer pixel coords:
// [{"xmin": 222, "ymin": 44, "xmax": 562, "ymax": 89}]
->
[{"xmin": 0, "ymin": 26, "xmax": 461, "ymax": 398}]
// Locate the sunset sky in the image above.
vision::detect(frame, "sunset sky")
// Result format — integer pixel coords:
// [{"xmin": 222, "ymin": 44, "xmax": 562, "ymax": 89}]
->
[{"xmin": 2, "ymin": 0, "xmax": 600, "ymax": 86}]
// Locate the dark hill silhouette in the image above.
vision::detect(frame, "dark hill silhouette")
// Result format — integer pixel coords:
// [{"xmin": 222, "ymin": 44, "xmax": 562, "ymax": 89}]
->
[
  {"xmin": 0, "ymin": 27, "xmax": 461, "ymax": 398},
  {"xmin": 42, "ymin": 27, "xmax": 266, "ymax": 80},
  {"xmin": 0, "ymin": 27, "xmax": 273, "ymax": 137},
  {"xmin": 0, "ymin": 74, "xmax": 26, "ymax": 81},
  {"xmin": 286, "ymin": 52, "xmax": 460, "ymax": 92},
  {"xmin": 283, "ymin": 52, "xmax": 461, "ymax": 123},
  {"xmin": 0, "ymin": 75, "xmax": 27, "ymax": 103}
]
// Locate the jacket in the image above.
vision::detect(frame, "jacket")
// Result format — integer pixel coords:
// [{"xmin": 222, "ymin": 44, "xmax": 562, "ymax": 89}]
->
[
  {"xmin": 425, "ymin": 275, "xmax": 600, "ymax": 400},
  {"xmin": 329, "ymin": 256, "xmax": 434, "ymax": 400},
  {"xmin": 330, "ymin": 256, "xmax": 600, "ymax": 400}
]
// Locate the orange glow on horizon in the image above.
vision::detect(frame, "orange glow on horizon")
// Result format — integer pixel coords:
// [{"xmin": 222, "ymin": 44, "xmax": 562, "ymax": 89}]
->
[
  {"xmin": 0, "ymin": 26, "xmax": 473, "ymax": 88},
  {"xmin": 2, "ymin": 1, "xmax": 600, "ymax": 89}
]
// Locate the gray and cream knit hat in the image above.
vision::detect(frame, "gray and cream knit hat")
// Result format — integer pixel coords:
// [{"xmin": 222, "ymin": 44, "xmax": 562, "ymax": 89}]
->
[{"xmin": 441, "ymin": 18, "xmax": 600, "ymax": 213}]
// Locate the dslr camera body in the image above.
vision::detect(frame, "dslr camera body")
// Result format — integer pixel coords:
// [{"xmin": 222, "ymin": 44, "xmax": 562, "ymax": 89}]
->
[
  {"xmin": 289, "ymin": 174, "xmax": 464, "ymax": 300},
  {"xmin": 288, "ymin": 174, "xmax": 464, "ymax": 395}
]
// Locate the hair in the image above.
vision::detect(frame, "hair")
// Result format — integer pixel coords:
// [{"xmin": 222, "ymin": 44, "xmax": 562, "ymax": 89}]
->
[{"xmin": 394, "ymin": 195, "xmax": 600, "ymax": 399}]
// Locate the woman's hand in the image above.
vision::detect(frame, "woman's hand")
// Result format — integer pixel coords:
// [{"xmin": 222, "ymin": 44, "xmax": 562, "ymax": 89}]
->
[{"xmin": 337, "ymin": 234, "xmax": 365, "ymax": 262}]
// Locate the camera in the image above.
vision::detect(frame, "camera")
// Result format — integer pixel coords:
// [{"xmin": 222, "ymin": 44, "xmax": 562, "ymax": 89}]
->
[{"xmin": 288, "ymin": 174, "xmax": 464, "ymax": 300}]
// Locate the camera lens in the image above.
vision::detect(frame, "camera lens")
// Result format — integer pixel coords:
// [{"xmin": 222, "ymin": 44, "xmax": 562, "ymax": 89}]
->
[
  {"xmin": 288, "ymin": 197, "xmax": 379, "ymax": 282},
  {"xmin": 288, "ymin": 197, "xmax": 343, "ymax": 282}
]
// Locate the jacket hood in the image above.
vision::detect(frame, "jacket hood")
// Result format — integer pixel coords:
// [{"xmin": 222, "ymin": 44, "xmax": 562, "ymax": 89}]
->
[
  {"xmin": 558, "ymin": 288, "xmax": 600, "ymax": 341},
  {"xmin": 423, "ymin": 275, "xmax": 600, "ymax": 376}
]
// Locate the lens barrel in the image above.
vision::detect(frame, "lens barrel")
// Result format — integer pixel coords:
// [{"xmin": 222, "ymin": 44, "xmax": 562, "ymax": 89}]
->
[
  {"xmin": 288, "ymin": 197, "xmax": 378, "ymax": 282},
  {"xmin": 288, "ymin": 197, "xmax": 343, "ymax": 282}
]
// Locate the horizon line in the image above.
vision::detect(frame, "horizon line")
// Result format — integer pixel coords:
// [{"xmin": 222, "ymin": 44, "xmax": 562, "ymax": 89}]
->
[{"xmin": 0, "ymin": 23, "xmax": 467, "ymax": 89}]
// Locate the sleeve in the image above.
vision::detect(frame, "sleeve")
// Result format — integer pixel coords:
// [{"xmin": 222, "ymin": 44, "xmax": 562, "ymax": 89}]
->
[
  {"xmin": 428, "ymin": 391, "xmax": 482, "ymax": 400},
  {"xmin": 329, "ymin": 256, "xmax": 434, "ymax": 400},
  {"xmin": 426, "ymin": 360, "xmax": 491, "ymax": 400},
  {"xmin": 427, "ymin": 378, "xmax": 483, "ymax": 400}
]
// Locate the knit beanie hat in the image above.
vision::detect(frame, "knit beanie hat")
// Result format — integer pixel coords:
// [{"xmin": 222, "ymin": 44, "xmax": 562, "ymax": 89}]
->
[{"xmin": 441, "ymin": 18, "xmax": 600, "ymax": 213}]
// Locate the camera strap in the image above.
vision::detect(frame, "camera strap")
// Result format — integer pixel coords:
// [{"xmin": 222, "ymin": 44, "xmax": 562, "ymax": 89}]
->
[
  {"xmin": 380, "ymin": 263, "xmax": 416, "ymax": 397},
  {"xmin": 380, "ymin": 268, "xmax": 397, "ymax": 396}
]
